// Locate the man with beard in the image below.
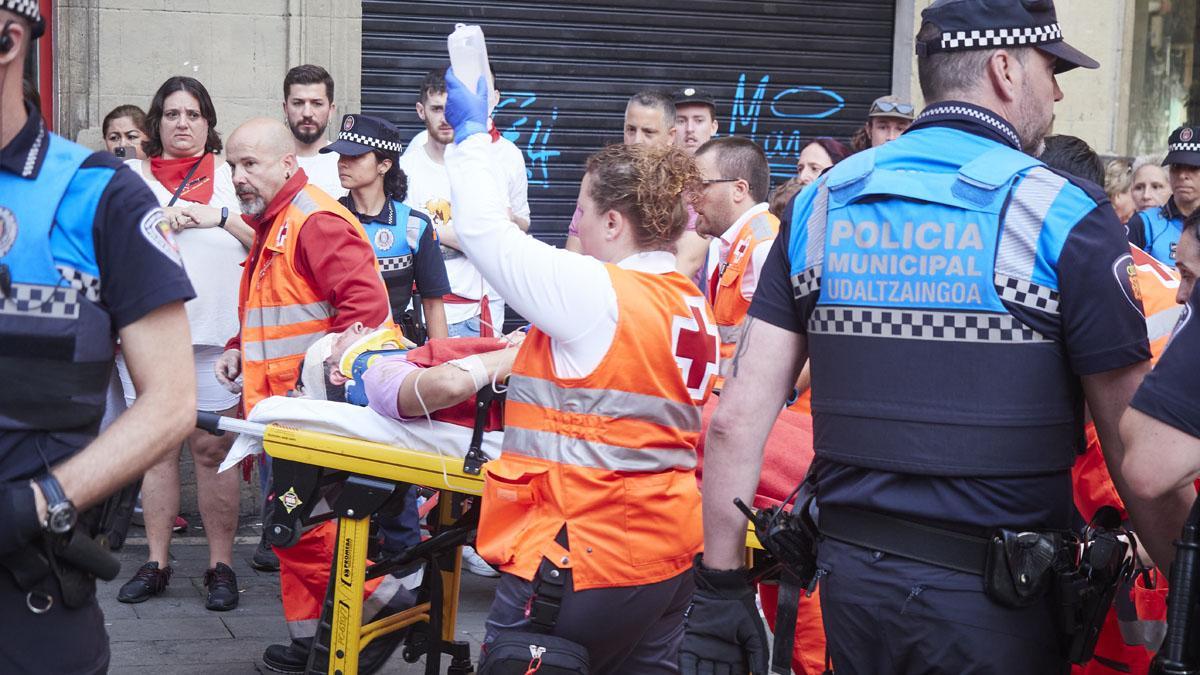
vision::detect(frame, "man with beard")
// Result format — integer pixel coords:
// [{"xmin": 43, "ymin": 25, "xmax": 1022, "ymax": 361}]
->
[
  {"xmin": 283, "ymin": 65, "xmax": 344, "ymax": 198},
  {"xmin": 684, "ymin": 0, "xmax": 1152, "ymax": 673},
  {"xmin": 399, "ymin": 68, "xmax": 530, "ymax": 340},
  {"xmin": 212, "ymin": 117, "xmax": 393, "ymax": 673}
]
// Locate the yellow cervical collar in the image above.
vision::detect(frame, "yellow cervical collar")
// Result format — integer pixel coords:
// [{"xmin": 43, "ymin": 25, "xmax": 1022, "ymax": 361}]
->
[{"xmin": 338, "ymin": 327, "xmax": 404, "ymax": 377}]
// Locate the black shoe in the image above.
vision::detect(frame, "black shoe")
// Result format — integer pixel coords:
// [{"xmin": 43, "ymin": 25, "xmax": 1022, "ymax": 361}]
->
[
  {"xmin": 117, "ymin": 561, "xmax": 171, "ymax": 603},
  {"xmin": 252, "ymin": 535, "xmax": 280, "ymax": 572},
  {"xmin": 203, "ymin": 562, "xmax": 239, "ymax": 611},
  {"xmin": 262, "ymin": 638, "xmax": 312, "ymax": 674}
]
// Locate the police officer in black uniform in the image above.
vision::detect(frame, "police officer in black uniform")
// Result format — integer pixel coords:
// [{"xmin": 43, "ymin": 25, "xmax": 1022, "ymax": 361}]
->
[
  {"xmin": 682, "ymin": 1, "xmax": 1152, "ymax": 673},
  {"xmin": 1118, "ymin": 223, "xmax": 1200, "ymax": 572},
  {"xmin": 324, "ymin": 113, "xmax": 450, "ymax": 342},
  {"xmin": 0, "ymin": 5, "xmax": 197, "ymax": 672}
]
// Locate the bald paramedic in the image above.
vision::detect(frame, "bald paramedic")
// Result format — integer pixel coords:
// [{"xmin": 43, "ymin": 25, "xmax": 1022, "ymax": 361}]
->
[{"xmin": 209, "ymin": 117, "xmax": 393, "ymax": 673}]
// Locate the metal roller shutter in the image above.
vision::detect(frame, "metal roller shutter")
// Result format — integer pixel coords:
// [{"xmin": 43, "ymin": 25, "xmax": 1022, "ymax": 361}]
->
[{"xmin": 362, "ymin": 0, "xmax": 896, "ymax": 245}]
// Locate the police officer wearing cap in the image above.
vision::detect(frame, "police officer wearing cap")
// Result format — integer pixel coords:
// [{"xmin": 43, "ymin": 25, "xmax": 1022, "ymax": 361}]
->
[
  {"xmin": 684, "ymin": 0, "xmax": 1151, "ymax": 673},
  {"xmin": 1127, "ymin": 124, "xmax": 1200, "ymax": 265},
  {"xmin": 324, "ymin": 113, "xmax": 450, "ymax": 341},
  {"xmin": 0, "ymin": 4, "xmax": 196, "ymax": 672}
]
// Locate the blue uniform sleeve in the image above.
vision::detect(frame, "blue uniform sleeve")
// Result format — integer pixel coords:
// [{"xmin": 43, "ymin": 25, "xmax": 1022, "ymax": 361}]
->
[
  {"xmin": 1130, "ymin": 287, "xmax": 1200, "ymax": 438},
  {"xmin": 88, "ymin": 155, "xmax": 196, "ymax": 330},
  {"xmin": 747, "ymin": 186, "xmax": 820, "ymax": 334},
  {"xmin": 1056, "ymin": 197, "xmax": 1151, "ymax": 375},
  {"xmin": 411, "ymin": 211, "xmax": 450, "ymax": 298}
]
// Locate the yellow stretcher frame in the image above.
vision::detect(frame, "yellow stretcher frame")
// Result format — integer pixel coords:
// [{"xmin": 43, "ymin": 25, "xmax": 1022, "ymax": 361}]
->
[{"xmin": 213, "ymin": 417, "xmax": 762, "ymax": 675}]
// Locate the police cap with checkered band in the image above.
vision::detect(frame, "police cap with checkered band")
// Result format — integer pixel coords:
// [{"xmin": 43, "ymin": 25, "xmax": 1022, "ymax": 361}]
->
[
  {"xmin": 1163, "ymin": 125, "xmax": 1200, "ymax": 168},
  {"xmin": 916, "ymin": 0, "xmax": 1099, "ymax": 73},
  {"xmin": 320, "ymin": 114, "xmax": 403, "ymax": 158},
  {"xmin": 1, "ymin": 0, "xmax": 45, "ymax": 38}
]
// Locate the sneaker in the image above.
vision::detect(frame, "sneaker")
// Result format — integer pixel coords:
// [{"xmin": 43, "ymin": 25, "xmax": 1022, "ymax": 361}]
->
[
  {"xmin": 116, "ymin": 561, "xmax": 172, "ymax": 603},
  {"xmin": 172, "ymin": 515, "xmax": 188, "ymax": 533},
  {"xmin": 461, "ymin": 545, "xmax": 499, "ymax": 578},
  {"xmin": 262, "ymin": 638, "xmax": 312, "ymax": 674},
  {"xmin": 252, "ymin": 534, "xmax": 280, "ymax": 572},
  {"xmin": 203, "ymin": 562, "xmax": 239, "ymax": 611}
]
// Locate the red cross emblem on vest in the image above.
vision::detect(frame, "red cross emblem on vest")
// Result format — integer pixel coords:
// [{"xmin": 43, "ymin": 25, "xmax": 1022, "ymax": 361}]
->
[{"xmin": 672, "ymin": 295, "xmax": 719, "ymax": 402}]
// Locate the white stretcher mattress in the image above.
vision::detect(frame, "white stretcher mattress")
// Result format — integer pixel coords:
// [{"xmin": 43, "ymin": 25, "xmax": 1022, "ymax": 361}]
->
[{"xmin": 219, "ymin": 397, "xmax": 503, "ymax": 473}]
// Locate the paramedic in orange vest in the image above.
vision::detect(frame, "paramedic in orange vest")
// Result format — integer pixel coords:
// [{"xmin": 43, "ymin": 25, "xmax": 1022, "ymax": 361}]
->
[
  {"xmin": 693, "ymin": 136, "xmax": 779, "ymax": 385},
  {"xmin": 210, "ymin": 118, "xmax": 394, "ymax": 674},
  {"xmin": 694, "ymin": 136, "xmax": 826, "ymax": 674},
  {"xmin": 445, "ymin": 71, "xmax": 719, "ymax": 673}
]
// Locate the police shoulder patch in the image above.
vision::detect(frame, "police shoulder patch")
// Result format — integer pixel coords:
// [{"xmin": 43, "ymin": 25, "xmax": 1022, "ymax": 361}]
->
[
  {"xmin": 139, "ymin": 208, "xmax": 183, "ymax": 266},
  {"xmin": 0, "ymin": 205, "xmax": 17, "ymax": 258},
  {"xmin": 1112, "ymin": 253, "xmax": 1142, "ymax": 312}
]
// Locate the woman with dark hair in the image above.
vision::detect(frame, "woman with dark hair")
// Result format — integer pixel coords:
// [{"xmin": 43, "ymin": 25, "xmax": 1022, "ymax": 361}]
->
[
  {"xmin": 796, "ymin": 137, "xmax": 850, "ymax": 187},
  {"xmin": 445, "ymin": 70, "xmax": 718, "ymax": 674},
  {"xmin": 102, "ymin": 104, "xmax": 148, "ymax": 159},
  {"xmin": 324, "ymin": 113, "xmax": 450, "ymax": 341},
  {"xmin": 115, "ymin": 75, "xmax": 248, "ymax": 613}
]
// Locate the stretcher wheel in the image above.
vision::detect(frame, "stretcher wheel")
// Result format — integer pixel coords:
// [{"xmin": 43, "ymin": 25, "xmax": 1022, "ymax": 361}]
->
[{"xmin": 402, "ymin": 627, "xmax": 429, "ymax": 663}]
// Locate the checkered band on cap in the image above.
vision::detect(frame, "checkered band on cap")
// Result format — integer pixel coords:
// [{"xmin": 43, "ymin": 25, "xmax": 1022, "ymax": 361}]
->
[
  {"xmin": 1169, "ymin": 142, "xmax": 1200, "ymax": 154},
  {"xmin": 1, "ymin": 0, "xmax": 41, "ymax": 24},
  {"xmin": 940, "ymin": 23, "xmax": 1062, "ymax": 50},
  {"xmin": 337, "ymin": 131, "xmax": 402, "ymax": 154}
]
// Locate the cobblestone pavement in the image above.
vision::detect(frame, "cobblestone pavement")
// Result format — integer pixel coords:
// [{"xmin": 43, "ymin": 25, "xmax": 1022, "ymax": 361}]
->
[{"xmin": 98, "ymin": 525, "xmax": 497, "ymax": 674}]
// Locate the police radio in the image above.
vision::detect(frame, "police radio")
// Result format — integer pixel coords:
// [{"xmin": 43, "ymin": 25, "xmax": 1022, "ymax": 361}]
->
[{"xmin": 734, "ymin": 481, "xmax": 819, "ymax": 586}]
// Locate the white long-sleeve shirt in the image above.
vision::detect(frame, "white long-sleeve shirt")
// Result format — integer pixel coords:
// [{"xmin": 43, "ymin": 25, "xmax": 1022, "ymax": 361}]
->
[{"xmin": 446, "ymin": 134, "xmax": 675, "ymax": 378}]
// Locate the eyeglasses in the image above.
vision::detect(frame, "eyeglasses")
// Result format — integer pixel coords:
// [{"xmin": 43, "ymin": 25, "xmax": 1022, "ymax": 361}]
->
[
  {"xmin": 871, "ymin": 101, "xmax": 915, "ymax": 116},
  {"xmin": 701, "ymin": 178, "xmax": 739, "ymax": 186}
]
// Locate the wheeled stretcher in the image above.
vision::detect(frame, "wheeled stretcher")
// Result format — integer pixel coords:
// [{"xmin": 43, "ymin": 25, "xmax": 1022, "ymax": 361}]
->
[
  {"xmin": 198, "ymin": 392, "xmax": 765, "ymax": 675},
  {"xmin": 197, "ymin": 384, "xmax": 504, "ymax": 675}
]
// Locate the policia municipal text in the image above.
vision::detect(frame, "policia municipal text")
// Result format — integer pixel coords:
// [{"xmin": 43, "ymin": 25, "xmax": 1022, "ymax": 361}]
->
[
  {"xmin": 0, "ymin": 4, "xmax": 198, "ymax": 672},
  {"xmin": 687, "ymin": 0, "xmax": 1152, "ymax": 673}
]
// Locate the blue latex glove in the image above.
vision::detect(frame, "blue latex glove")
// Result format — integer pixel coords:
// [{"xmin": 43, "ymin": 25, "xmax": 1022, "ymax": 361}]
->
[{"xmin": 444, "ymin": 67, "xmax": 490, "ymax": 142}]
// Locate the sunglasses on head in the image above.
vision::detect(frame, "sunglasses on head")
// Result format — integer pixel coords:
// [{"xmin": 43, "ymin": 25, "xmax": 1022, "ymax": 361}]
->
[{"xmin": 872, "ymin": 101, "xmax": 914, "ymax": 116}]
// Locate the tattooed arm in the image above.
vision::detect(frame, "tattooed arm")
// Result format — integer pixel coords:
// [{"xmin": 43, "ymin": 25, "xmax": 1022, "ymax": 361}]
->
[{"xmin": 701, "ymin": 317, "xmax": 809, "ymax": 569}]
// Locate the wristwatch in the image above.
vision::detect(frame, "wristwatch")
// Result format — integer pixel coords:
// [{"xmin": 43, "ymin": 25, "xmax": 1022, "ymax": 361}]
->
[
  {"xmin": 218, "ymin": 206, "xmax": 229, "ymax": 229},
  {"xmin": 35, "ymin": 474, "xmax": 76, "ymax": 534}
]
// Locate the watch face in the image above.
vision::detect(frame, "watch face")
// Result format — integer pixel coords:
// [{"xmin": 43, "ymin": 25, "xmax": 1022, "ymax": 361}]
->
[{"xmin": 47, "ymin": 503, "xmax": 76, "ymax": 534}]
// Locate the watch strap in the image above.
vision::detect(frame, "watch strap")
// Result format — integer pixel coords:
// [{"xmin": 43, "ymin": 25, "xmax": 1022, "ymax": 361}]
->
[
  {"xmin": 218, "ymin": 206, "xmax": 229, "ymax": 229},
  {"xmin": 35, "ymin": 473, "xmax": 67, "ymax": 509}
]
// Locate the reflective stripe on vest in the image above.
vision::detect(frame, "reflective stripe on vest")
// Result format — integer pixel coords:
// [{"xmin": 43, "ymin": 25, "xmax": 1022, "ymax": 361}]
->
[
  {"xmin": 244, "ymin": 301, "xmax": 334, "ymax": 330},
  {"xmin": 243, "ymin": 331, "xmax": 327, "ymax": 362},
  {"xmin": 502, "ymin": 427, "xmax": 698, "ymax": 472}
]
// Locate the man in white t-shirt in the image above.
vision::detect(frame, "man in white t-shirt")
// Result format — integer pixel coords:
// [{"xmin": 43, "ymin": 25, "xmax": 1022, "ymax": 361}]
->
[
  {"xmin": 283, "ymin": 64, "xmax": 345, "ymax": 198},
  {"xmin": 399, "ymin": 67, "xmax": 530, "ymax": 339}
]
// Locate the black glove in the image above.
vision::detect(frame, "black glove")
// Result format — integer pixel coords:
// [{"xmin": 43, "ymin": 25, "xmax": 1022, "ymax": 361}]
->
[
  {"xmin": 0, "ymin": 481, "xmax": 41, "ymax": 557},
  {"xmin": 679, "ymin": 555, "xmax": 769, "ymax": 675}
]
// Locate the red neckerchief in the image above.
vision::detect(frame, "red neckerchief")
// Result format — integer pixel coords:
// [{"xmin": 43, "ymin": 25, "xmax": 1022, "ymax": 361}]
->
[{"xmin": 149, "ymin": 153, "xmax": 215, "ymax": 204}]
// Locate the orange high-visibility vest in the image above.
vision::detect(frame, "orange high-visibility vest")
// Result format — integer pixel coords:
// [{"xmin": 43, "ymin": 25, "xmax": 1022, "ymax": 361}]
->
[
  {"xmin": 239, "ymin": 185, "xmax": 373, "ymax": 413},
  {"xmin": 476, "ymin": 264, "xmax": 719, "ymax": 590},
  {"xmin": 1129, "ymin": 244, "xmax": 1183, "ymax": 357},
  {"xmin": 711, "ymin": 209, "xmax": 779, "ymax": 385}
]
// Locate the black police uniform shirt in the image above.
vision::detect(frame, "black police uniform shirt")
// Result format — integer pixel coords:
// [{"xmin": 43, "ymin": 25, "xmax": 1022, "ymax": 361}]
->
[
  {"xmin": 339, "ymin": 196, "xmax": 450, "ymax": 318},
  {"xmin": 749, "ymin": 102, "xmax": 1150, "ymax": 531},
  {"xmin": 1130, "ymin": 284, "xmax": 1200, "ymax": 438},
  {"xmin": 0, "ymin": 109, "xmax": 195, "ymax": 483}
]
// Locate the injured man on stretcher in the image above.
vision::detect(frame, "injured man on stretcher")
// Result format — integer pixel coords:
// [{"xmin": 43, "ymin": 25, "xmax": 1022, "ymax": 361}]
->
[
  {"xmin": 221, "ymin": 323, "xmax": 521, "ymax": 472},
  {"xmin": 220, "ymin": 324, "xmax": 522, "ymax": 673}
]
